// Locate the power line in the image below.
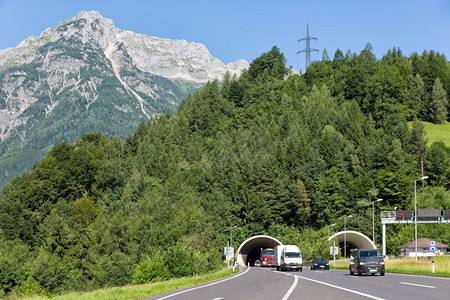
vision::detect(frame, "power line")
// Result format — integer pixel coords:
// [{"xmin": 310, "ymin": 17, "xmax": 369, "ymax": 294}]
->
[{"xmin": 297, "ymin": 23, "xmax": 318, "ymax": 72}]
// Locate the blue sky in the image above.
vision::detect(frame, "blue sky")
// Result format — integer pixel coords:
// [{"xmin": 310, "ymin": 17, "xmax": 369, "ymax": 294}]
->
[{"xmin": 0, "ymin": 0, "xmax": 449, "ymax": 72}]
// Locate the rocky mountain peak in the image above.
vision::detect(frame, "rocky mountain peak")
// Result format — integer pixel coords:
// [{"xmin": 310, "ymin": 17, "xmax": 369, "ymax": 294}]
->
[
  {"xmin": 72, "ymin": 10, "xmax": 105, "ymax": 22},
  {"xmin": 0, "ymin": 11, "xmax": 249, "ymax": 188},
  {"xmin": 39, "ymin": 10, "xmax": 117, "ymax": 50}
]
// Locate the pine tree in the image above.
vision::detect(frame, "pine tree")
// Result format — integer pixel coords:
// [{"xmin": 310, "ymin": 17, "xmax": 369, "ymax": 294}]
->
[
  {"xmin": 333, "ymin": 49, "xmax": 344, "ymax": 61},
  {"xmin": 345, "ymin": 49, "xmax": 354, "ymax": 61},
  {"xmin": 409, "ymin": 74, "xmax": 427, "ymax": 120},
  {"xmin": 322, "ymin": 49, "xmax": 330, "ymax": 61},
  {"xmin": 430, "ymin": 78, "xmax": 448, "ymax": 123}
]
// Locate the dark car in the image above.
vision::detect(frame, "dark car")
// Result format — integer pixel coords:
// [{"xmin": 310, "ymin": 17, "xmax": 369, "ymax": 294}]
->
[
  {"xmin": 310, "ymin": 258, "xmax": 329, "ymax": 270},
  {"xmin": 349, "ymin": 249, "xmax": 385, "ymax": 276}
]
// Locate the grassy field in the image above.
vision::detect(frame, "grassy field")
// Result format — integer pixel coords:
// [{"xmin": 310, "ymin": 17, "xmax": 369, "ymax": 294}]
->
[
  {"xmin": 330, "ymin": 256, "xmax": 450, "ymax": 277},
  {"xmin": 16, "ymin": 268, "xmax": 237, "ymax": 300},
  {"xmin": 422, "ymin": 121, "xmax": 450, "ymax": 147},
  {"xmin": 386, "ymin": 256, "xmax": 450, "ymax": 276}
]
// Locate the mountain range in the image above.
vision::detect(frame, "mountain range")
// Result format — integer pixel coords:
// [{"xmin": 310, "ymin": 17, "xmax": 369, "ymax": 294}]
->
[{"xmin": 0, "ymin": 10, "xmax": 249, "ymax": 189}]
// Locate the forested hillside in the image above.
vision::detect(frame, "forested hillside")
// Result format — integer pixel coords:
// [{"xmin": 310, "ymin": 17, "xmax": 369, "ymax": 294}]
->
[{"xmin": 0, "ymin": 45, "xmax": 449, "ymax": 297}]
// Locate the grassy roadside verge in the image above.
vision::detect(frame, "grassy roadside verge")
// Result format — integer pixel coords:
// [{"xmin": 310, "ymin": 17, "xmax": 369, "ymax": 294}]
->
[
  {"xmin": 329, "ymin": 261, "xmax": 349, "ymax": 270},
  {"xmin": 20, "ymin": 267, "xmax": 237, "ymax": 300},
  {"xmin": 330, "ymin": 256, "xmax": 450, "ymax": 277},
  {"xmin": 386, "ymin": 256, "xmax": 450, "ymax": 277}
]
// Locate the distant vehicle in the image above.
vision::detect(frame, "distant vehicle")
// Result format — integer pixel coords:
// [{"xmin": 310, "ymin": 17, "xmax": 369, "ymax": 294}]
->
[
  {"xmin": 349, "ymin": 249, "xmax": 385, "ymax": 276},
  {"xmin": 310, "ymin": 258, "xmax": 329, "ymax": 270},
  {"xmin": 274, "ymin": 245, "xmax": 303, "ymax": 272},
  {"xmin": 254, "ymin": 259, "xmax": 261, "ymax": 267},
  {"xmin": 260, "ymin": 247, "xmax": 275, "ymax": 267}
]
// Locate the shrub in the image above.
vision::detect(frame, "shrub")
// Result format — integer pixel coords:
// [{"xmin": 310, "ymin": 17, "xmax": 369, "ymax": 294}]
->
[
  {"xmin": 166, "ymin": 246, "xmax": 198, "ymax": 277},
  {"xmin": 132, "ymin": 251, "xmax": 170, "ymax": 284},
  {"xmin": 0, "ymin": 239, "xmax": 31, "ymax": 295},
  {"xmin": 16, "ymin": 276, "xmax": 45, "ymax": 297},
  {"xmin": 32, "ymin": 250, "xmax": 71, "ymax": 293}
]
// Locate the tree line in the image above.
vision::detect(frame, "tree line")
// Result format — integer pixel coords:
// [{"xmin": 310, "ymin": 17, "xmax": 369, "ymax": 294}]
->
[{"xmin": 0, "ymin": 45, "xmax": 449, "ymax": 297}]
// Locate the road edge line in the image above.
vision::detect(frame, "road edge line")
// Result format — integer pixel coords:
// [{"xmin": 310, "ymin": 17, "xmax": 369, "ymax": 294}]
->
[{"xmin": 155, "ymin": 267, "xmax": 251, "ymax": 300}]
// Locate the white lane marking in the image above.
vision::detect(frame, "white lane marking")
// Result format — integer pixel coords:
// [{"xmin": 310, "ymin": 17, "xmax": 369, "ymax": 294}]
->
[
  {"xmin": 282, "ymin": 275, "xmax": 298, "ymax": 300},
  {"xmin": 297, "ymin": 276, "xmax": 385, "ymax": 300},
  {"xmin": 274, "ymin": 270, "xmax": 289, "ymax": 275},
  {"xmin": 155, "ymin": 267, "xmax": 251, "ymax": 300},
  {"xmin": 331, "ymin": 269, "xmax": 450, "ymax": 281},
  {"xmin": 399, "ymin": 282, "xmax": 436, "ymax": 289},
  {"xmin": 272, "ymin": 270, "xmax": 386, "ymax": 300},
  {"xmin": 212, "ymin": 298, "xmax": 224, "ymax": 300},
  {"xmin": 387, "ymin": 272, "xmax": 450, "ymax": 280}
]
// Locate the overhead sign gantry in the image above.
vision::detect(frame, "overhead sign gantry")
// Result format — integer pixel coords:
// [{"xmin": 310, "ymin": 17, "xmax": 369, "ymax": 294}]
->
[{"xmin": 380, "ymin": 209, "xmax": 450, "ymax": 256}]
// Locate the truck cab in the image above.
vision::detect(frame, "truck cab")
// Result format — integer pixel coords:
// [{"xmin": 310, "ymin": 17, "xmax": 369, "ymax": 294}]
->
[{"xmin": 260, "ymin": 247, "xmax": 275, "ymax": 267}]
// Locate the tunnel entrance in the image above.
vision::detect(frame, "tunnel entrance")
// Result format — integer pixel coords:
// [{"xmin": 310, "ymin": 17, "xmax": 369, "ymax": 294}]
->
[
  {"xmin": 328, "ymin": 231, "xmax": 376, "ymax": 258},
  {"xmin": 246, "ymin": 247, "xmax": 261, "ymax": 266},
  {"xmin": 339, "ymin": 241, "xmax": 359, "ymax": 258},
  {"xmin": 236, "ymin": 235, "xmax": 283, "ymax": 266}
]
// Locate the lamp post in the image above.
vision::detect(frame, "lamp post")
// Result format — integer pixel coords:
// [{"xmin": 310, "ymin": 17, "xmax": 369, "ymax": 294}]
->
[
  {"xmin": 414, "ymin": 176, "xmax": 428, "ymax": 262},
  {"xmin": 344, "ymin": 215, "xmax": 352, "ymax": 259},
  {"xmin": 328, "ymin": 223, "xmax": 336, "ymax": 266},
  {"xmin": 372, "ymin": 199, "xmax": 383, "ymax": 243}
]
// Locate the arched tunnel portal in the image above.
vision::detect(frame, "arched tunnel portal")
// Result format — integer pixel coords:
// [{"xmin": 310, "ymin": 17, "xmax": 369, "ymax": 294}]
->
[
  {"xmin": 328, "ymin": 231, "xmax": 376, "ymax": 258},
  {"xmin": 236, "ymin": 235, "xmax": 283, "ymax": 266}
]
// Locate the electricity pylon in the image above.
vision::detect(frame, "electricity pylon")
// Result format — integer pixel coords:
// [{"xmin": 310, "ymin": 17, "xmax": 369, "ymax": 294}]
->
[{"xmin": 297, "ymin": 23, "xmax": 318, "ymax": 71}]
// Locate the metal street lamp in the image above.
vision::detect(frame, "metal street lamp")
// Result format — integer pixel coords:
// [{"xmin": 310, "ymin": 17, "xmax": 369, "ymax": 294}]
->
[
  {"xmin": 328, "ymin": 223, "xmax": 336, "ymax": 266},
  {"xmin": 372, "ymin": 199, "xmax": 383, "ymax": 243},
  {"xmin": 344, "ymin": 215, "xmax": 352, "ymax": 259},
  {"xmin": 414, "ymin": 176, "xmax": 428, "ymax": 262}
]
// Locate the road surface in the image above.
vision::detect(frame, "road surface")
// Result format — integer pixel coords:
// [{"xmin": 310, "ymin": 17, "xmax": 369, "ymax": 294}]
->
[{"xmin": 144, "ymin": 267, "xmax": 450, "ymax": 300}]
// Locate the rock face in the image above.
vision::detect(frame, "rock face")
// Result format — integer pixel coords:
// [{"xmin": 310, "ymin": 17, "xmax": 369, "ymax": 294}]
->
[{"xmin": 0, "ymin": 10, "xmax": 249, "ymax": 189}]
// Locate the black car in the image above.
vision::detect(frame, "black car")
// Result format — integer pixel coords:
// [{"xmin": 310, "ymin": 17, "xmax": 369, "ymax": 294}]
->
[
  {"xmin": 310, "ymin": 258, "xmax": 329, "ymax": 270},
  {"xmin": 349, "ymin": 249, "xmax": 385, "ymax": 276}
]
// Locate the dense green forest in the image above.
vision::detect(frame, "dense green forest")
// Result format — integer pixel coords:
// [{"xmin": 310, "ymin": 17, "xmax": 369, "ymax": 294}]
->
[{"xmin": 0, "ymin": 45, "xmax": 449, "ymax": 297}]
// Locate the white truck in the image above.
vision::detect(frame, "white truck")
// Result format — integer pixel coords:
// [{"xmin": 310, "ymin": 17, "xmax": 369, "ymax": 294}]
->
[{"xmin": 274, "ymin": 245, "xmax": 303, "ymax": 271}]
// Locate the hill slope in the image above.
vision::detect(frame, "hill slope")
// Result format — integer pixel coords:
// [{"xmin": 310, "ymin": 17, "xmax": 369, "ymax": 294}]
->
[
  {"xmin": 0, "ymin": 46, "xmax": 449, "ymax": 298},
  {"xmin": 423, "ymin": 121, "xmax": 450, "ymax": 147}
]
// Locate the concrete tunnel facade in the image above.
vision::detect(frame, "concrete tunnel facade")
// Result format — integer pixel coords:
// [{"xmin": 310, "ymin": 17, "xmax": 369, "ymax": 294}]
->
[
  {"xmin": 328, "ymin": 230, "xmax": 376, "ymax": 258},
  {"xmin": 235, "ymin": 231, "xmax": 375, "ymax": 265},
  {"xmin": 235, "ymin": 235, "xmax": 283, "ymax": 266}
]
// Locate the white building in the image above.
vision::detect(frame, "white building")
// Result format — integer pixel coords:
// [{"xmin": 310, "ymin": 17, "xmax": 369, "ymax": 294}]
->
[{"xmin": 398, "ymin": 238, "xmax": 448, "ymax": 257}]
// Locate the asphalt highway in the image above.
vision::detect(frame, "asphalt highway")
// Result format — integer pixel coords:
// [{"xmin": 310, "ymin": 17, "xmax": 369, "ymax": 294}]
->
[{"xmin": 144, "ymin": 267, "xmax": 450, "ymax": 300}]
